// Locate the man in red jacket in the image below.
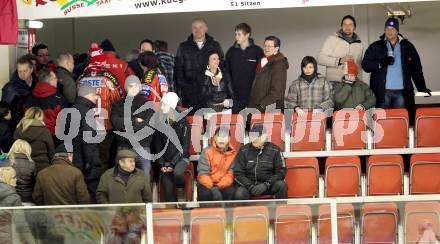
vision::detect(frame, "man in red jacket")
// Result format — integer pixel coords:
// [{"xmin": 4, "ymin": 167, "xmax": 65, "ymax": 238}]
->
[
  {"xmin": 100, "ymin": 39, "xmax": 133, "ymax": 95},
  {"xmin": 25, "ymin": 68, "xmax": 67, "ymax": 145}
]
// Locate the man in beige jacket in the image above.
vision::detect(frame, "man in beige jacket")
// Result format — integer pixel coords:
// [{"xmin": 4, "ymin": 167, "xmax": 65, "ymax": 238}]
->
[{"xmin": 318, "ymin": 15, "xmax": 363, "ymax": 83}]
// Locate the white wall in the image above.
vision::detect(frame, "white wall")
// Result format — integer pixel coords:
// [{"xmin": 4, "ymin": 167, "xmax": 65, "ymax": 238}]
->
[{"xmin": 36, "ymin": 2, "xmax": 440, "ymax": 101}]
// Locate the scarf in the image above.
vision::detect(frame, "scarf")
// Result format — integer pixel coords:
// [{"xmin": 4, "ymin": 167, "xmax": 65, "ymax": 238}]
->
[
  {"xmin": 205, "ymin": 67, "xmax": 223, "ymax": 87},
  {"xmin": 337, "ymin": 29, "xmax": 359, "ymax": 44},
  {"xmin": 256, "ymin": 55, "xmax": 275, "ymax": 74}
]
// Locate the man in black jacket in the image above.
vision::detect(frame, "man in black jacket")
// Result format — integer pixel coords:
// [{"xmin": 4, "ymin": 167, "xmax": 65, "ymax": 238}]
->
[
  {"xmin": 1, "ymin": 56, "xmax": 36, "ymax": 129},
  {"xmin": 225, "ymin": 23, "xmax": 264, "ymax": 113},
  {"xmin": 70, "ymin": 83, "xmax": 102, "ymax": 203},
  {"xmin": 362, "ymin": 17, "xmax": 431, "ymax": 120},
  {"xmin": 174, "ymin": 18, "xmax": 224, "ymax": 111},
  {"xmin": 111, "ymin": 75, "xmax": 155, "ymax": 178},
  {"xmin": 234, "ymin": 124, "xmax": 287, "ymax": 200}
]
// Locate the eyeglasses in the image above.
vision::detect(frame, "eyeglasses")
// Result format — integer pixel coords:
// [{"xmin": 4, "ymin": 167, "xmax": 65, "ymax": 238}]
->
[{"xmin": 263, "ymin": 45, "xmax": 275, "ymax": 49}]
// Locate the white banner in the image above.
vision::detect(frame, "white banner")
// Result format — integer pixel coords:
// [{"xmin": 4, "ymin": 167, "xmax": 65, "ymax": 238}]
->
[{"xmin": 17, "ymin": 0, "xmax": 435, "ymax": 20}]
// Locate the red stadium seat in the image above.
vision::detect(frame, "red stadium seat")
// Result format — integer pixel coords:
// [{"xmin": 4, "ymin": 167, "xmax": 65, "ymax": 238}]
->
[
  {"xmin": 415, "ymin": 107, "xmax": 440, "ymax": 147},
  {"xmin": 207, "ymin": 114, "xmax": 245, "ymax": 150},
  {"xmin": 233, "ymin": 206, "xmax": 269, "ymax": 244},
  {"xmin": 275, "ymin": 205, "xmax": 312, "ymax": 244},
  {"xmin": 373, "ymin": 108, "xmax": 409, "ymax": 148},
  {"xmin": 290, "ymin": 112, "xmax": 326, "ymax": 151},
  {"xmin": 285, "ymin": 157, "xmax": 319, "ymax": 198},
  {"xmin": 332, "ymin": 109, "xmax": 367, "ymax": 150},
  {"xmin": 190, "ymin": 208, "xmax": 226, "ymax": 244},
  {"xmin": 153, "ymin": 209, "xmax": 184, "ymax": 244},
  {"xmin": 159, "ymin": 162, "xmax": 195, "ymax": 202},
  {"xmin": 405, "ymin": 201, "xmax": 440, "ymax": 243},
  {"xmin": 367, "ymin": 155, "xmax": 404, "ymax": 196},
  {"xmin": 410, "ymin": 153, "xmax": 440, "ymax": 194},
  {"xmin": 318, "ymin": 204, "xmax": 354, "ymax": 244},
  {"xmin": 187, "ymin": 115, "xmax": 204, "ymax": 155},
  {"xmin": 361, "ymin": 203, "xmax": 398, "ymax": 244},
  {"xmin": 251, "ymin": 112, "xmax": 285, "ymax": 151},
  {"xmin": 325, "ymin": 156, "xmax": 361, "ymax": 197}
]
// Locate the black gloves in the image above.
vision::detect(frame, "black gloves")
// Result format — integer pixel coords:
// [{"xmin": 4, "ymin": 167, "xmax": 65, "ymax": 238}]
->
[
  {"xmin": 422, "ymin": 89, "xmax": 432, "ymax": 97},
  {"xmin": 250, "ymin": 182, "xmax": 270, "ymax": 196}
]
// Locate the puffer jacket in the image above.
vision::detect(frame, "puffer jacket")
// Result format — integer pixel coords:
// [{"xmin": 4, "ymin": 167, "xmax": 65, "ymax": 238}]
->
[
  {"xmin": 248, "ymin": 53, "xmax": 289, "ymax": 111},
  {"xmin": 197, "ymin": 140, "xmax": 237, "ymax": 189},
  {"xmin": 318, "ymin": 30, "xmax": 363, "ymax": 82},
  {"xmin": 0, "ymin": 182, "xmax": 21, "ymax": 206},
  {"xmin": 333, "ymin": 79, "xmax": 376, "ymax": 110},
  {"xmin": 14, "ymin": 121, "xmax": 55, "ymax": 172},
  {"xmin": 199, "ymin": 69, "xmax": 235, "ymax": 112},
  {"xmin": 11, "ymin": 153, "xmax": 37, "ymax": 203},
  {"xmin": 233, "ymin": 142, "xmax": 286, "ymax": 190}
]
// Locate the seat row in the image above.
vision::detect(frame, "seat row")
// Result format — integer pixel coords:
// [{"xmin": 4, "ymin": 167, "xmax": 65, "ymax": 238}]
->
[
  {"xmin": 153, "ymin": 201, "xmax": 440, "ymax": 244},
  {"xmin": 187, "ymin": 107, "xmax": 440, "ymax": 153}
]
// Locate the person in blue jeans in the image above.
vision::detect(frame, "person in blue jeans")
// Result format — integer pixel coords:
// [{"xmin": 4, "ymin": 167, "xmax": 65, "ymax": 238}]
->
[
  {"xmin": 362, "ymin": 17, "xmax": 431, "ymax": 116},
  {"xmin": 111, "ymin": 75, "xmax": 155, "ymax": 178}
]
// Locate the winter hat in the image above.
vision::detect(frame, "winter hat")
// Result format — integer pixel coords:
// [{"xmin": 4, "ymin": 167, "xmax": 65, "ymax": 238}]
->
[
  {"xmin": 385, "ymin": 17, "xmax": 399, "ymax": 32},
  {"xmin": 345, "ymin": 60, "xmax": 359, "ymax": 76},
  {"xmin": 161, "ymin": 92, "xmax": 179, "ymax": 110},
  {"xmin": 116, "ymin": 149, "xmax": 138, "ymax": 162},
  {"xmin": 100, "ymin": 39, "xmax": 116, "ymax": 52},
  {"xmin": 124, "ymin": 75, "xmax": 141, "ymax": 91},
  {"xmin": 78, "ymin": 83, "xmax": 97, "ymax": 97},
  {"xmin": 89, "ymin": 42, "xmax": 106, "ymax": 63},
  {"xmin": 249, "ymin": 124, "xmax": 267, "ymax": 137},
  {"xmin": 341, "ymin": 15, "xmax": 357, "ymax": 27}
]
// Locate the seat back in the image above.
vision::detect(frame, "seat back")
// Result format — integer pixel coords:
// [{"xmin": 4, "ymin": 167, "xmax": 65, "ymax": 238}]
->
[
  {"xmin": 187, "ymin": 115, "xmax": 204, "ymax": 155},
  {"xmin": 233, "ymin": 206, "xmax": 269, "ymax": 244},
  {"xmin": 275, "ymin": 205, "xmax": 312, "ymax": 244},
  {"xmin": 153, "ymin": 209, "xmax": 184, "ymax": 244},
  {"xmin": 190, "ymin": 208, "xmax": 226, "ymax": 244},
  {"xmin": 367, "ymin": 155, "xmax": 404, "ymax": 196},
  {"xmin": 285, "ymin": 157, "xmax": 319, "ymax": 198},
  {"xmin": 208, "ymin": 114, "xmax": 245, "ymax": 150},
  {"xmin": 373, "ymin": 108, "xmax": 409, "ymax": 148},
  {"xmin": 405, "ymin": 202, "xmax": 440, "ymax": 243},
  {"xmin": 415, "ymin": 107, "xmax": 440, "ymax": 147},
  {"xmin": 251, "ymin": 112, "xmax": 285, "ymax": 151},
  {"xmin": 318, "ymin": 204, "xmax": 354, "ymax": 244},
  {"xmin": 291, "ymin": 112, "xmax": 326, "ymax": 151},
  {"xmin": 361, "ymin": 203, "xmax": 398, "ymax": 244},
  {"xmin": 332, "ymin": 110, "xmax": 367, "ymax": 150},
  {"xmin": 410, "ymin": 154, "xmax": 440, "ymax": 194},
  {"xmin": 325, "ymin": 156, "xmax": 361, "ymax": 197},
  {"xmin": 159, "ymin": 162, "xmax": 195, "ymax": 202}
]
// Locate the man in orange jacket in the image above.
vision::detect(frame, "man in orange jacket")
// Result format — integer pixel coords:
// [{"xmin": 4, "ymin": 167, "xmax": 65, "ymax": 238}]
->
[{"xmin": 197, "ymin": 126, "xmax": 237, "ymax": 201}]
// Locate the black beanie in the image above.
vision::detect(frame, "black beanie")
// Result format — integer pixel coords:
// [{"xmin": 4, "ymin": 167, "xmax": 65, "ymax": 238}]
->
[
  {"xmin": 341, "ymin": 15, "xmax": 357, "ymax": 27},
  {"xmin": 100, "ymin": 39, "xmax": 116, "ymax": 52}
]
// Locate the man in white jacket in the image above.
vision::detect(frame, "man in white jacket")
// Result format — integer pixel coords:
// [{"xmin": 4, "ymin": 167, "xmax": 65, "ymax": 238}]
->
[{"xmin": 318, "ymin": 15, "xmax": 363, "ymax": 83}]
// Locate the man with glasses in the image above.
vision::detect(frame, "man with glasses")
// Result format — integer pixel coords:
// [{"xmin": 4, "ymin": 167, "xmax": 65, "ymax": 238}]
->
[
  {"xmin": 31, "ymin": 43, "xmax": 57, "ymax": 74},
  {"xmin": 248, "ymin": 36, "xmax": 289, "ymax": 112}
]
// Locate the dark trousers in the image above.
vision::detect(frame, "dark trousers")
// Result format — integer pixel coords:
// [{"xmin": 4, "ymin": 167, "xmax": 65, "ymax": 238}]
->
[
  {"xmin": 380, "ymin": 89, "xmax": 405, "ymax": 108},
  {"xmin": 235, "ymin": 180, "xmax": 288, "ymax": 200},
  {"xmin": 197, "ymin": 183, "xmax": 235, "ymax": 201},
  {"xmin": 161, "ymin": 160, "xmax": 188, "ymax": 202},
  {"xmin": 99, "ymin": 131, "xmax": 115, "ymax": 174}
]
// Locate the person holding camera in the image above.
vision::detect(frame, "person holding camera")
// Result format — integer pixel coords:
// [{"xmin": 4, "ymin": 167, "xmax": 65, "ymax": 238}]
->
[{"xmin": 362, "ymin": 17, "xmax": 431, "ymax": 116}]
